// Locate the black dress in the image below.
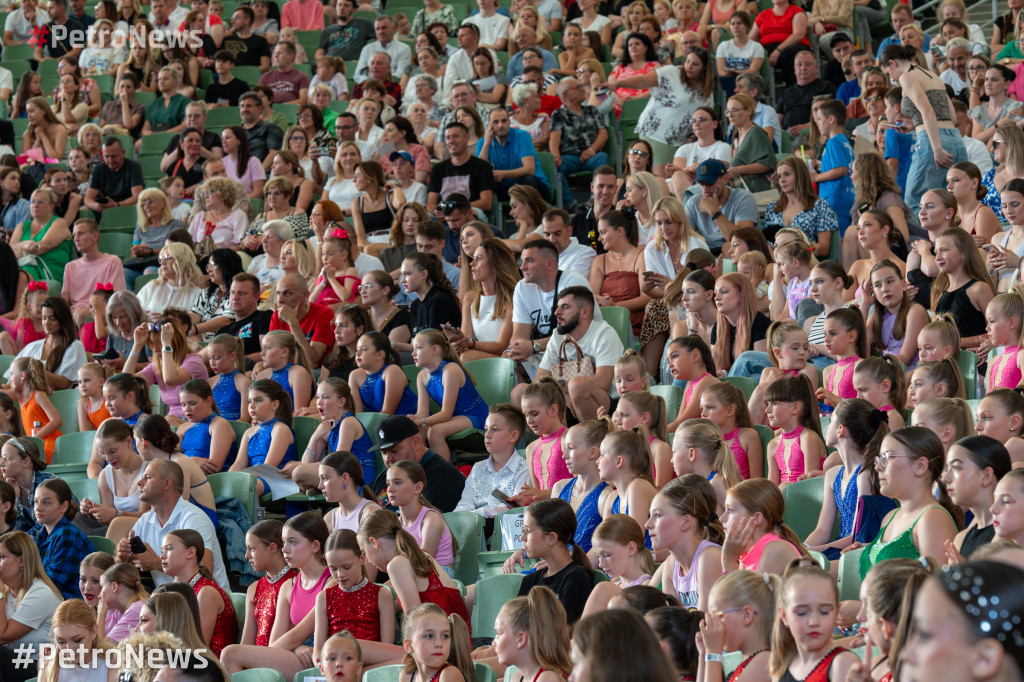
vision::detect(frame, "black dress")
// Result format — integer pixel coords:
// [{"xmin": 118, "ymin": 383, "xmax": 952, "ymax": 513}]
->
[{"xmin": 935, "ymin": 279, "xmax": 987, "ymax": 339}]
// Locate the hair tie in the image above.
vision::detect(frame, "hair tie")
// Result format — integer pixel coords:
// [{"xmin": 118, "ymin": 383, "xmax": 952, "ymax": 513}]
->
[
  {"xmin": 620, "ymin": 205, "xmax": 637, "ymax": 220},
  {"xmin": 706, "ymin": 512, "xmax": 719, "ymax": 525},
  {"xmin": 868, "ymin": 408, "xmax": 889, "ymax": 429},
  {"xmin": 631, "ymin": 426, "xmax": 641, "ymax": 434},
  {"xmin": 332, "ymin": 227, "xmax": 350, "ymax": 240},
  {"xmin": 27, "ymin": 281, "xmax": 47, "ymax": 292},
  {"xmin": 95, "ymin": 282, "xmax": 113, "ymax": 292},
  {"xmin": 763, "ymin": 573, "xmax": 773, "ymax": 586},
  {"xmin": 918, "ymin": 555, "xmax": 930, "ymax": 568}
]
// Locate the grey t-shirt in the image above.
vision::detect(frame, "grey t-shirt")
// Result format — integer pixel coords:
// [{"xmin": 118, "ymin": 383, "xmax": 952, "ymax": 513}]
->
[{"xmin": 684, "ymin": 187, "xmax": 759, "ymax": 251}]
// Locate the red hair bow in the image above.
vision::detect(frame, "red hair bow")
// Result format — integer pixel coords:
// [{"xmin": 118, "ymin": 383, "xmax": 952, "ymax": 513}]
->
[
  {"xmin": 27, "ymin": 281, "xmax": 47, "ymax": 292},
  {"xmin": 96, "ymin": 282, "xmax": 114, "ymax": 291},
  {"xmin": 332, "ymin": 227, "xmax": 350, "ymax": 240}
]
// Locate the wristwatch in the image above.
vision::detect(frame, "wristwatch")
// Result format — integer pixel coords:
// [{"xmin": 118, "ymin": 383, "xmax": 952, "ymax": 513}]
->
[
  {"xmin": 711, "ymin": 210, "xmax": 723, "ymax": 220},
  {"xmin": 532, "ymin": 342, "xmax": 541, "ymax": 353},
  {"xmin": 162, "ymin": 345, "xmax": 173, "ymax": 353}
]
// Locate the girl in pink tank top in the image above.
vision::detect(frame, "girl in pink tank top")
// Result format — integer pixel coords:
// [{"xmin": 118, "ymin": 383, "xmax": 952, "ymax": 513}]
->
[
  {"xmin": 666, "ymin": 335, "xmax": 720, "ymax": 432},
  {"xmin": 612, "ymin": 391, "xmax": 674, "ymax": 487},
  {"xmin": 387, "ymin": 461, "xmax": 456, "ymax": 569},
  {"xmin": 986, "ymin": 293, "xmax": 1024, "ymax": 391},
  {"xmin": 520, "ymin": 379, "xmax": 571, "ymax": 499},
  {"xmin": 722, "ymin": 479, "xmax": 805, "ymax": 577},
  {"xmin": 817, "ymin": 308, "xmax": 868, "ymax": 407},
  {"xmin": 749, "ymin": 321, "xmax": 819, "ymax": 426},
  {"xmin": 698, "ymin": 382, "xmax": 764, "ymax": 480},
  {"xmin": 765, "ymin": 376, "xmax": 826, "ymax": 485}
]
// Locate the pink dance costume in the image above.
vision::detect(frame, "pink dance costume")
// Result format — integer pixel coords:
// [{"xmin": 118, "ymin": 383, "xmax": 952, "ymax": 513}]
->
[
  {"xmin": 739, "ymin": 532, "xmax": 800, "ymax": 571},
  {"xmin": 683, "ymin": 372, "xmax": 712, "ymax": 410},
  {"xmin": 775, "ymin": 426, "xmax": 806, "ymax": 483},
  {"xmin": 826, "ymin": 356, "xmax": 859, "ymax": 402},
  {"xmin": 402, "ymin": 506, "xmax": 455, "ymax": 567},
  {"xmin": 990, "ymin": 346, "xmax": 1023, "ymax": 390},
  {"xmin": 533, "ymin": 427, "xmax": 571, "ymax": 489},
  {"xmin": 723, "ymin": 428, "xmax": 751, "ymax": 479}
]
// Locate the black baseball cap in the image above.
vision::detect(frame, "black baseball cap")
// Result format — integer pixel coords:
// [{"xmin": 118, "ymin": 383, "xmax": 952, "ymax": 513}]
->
[{"xmin": 369, "ymin": 415, "xmax": 420, "ymax": 451}]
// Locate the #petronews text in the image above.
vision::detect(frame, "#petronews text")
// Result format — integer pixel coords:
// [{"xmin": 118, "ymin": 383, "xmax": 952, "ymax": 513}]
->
[
  {"xmin": 38, "ymin": 25, "xmax": 204, "ymax": 50},
  {"xmin": 25, "ymin": 644, "xmax": 211, "ymax": 669}
]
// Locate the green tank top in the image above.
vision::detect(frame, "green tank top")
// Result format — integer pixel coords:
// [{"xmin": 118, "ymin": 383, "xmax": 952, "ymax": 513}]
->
[
  {"xmin": 21, "ymin": 215, "xmax": 73, "ymax": 282},
  {"xmin": 859, "ymin": 505, "xmax": 953, "ymax": 578}
]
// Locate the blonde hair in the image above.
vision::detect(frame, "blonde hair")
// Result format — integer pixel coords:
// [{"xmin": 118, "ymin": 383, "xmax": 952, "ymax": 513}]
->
[
  {"xmin": 770, "ymin": 560, "xmax": 837, "ymax": 679},
  {"xmin": 281, "ymin": 239, "xmax": 316, "ymax": 285},
  {"xmin": 0, "ymin": 531, "xmax": 62, "ymax": 603},
  {"xmin": 656, "ymin": 474, "xmax": 725, "ymax": 543},
  {"xmin": 625, "ymin": 171, "xmax": 663, "ymax": 221},
  {"xmin": 414, "ymin": 329, "xmax": 476, "ymax": 384},
  {"xmin": 914, "ymin": 397, "xmax": 975, "ymax": 441},
  {"xmin": 919, "ymin": 313, "xmax": 962, "ymax": 359},
  {"xmin": 620, "ymin": 390, "xmax": 667, "ymax": 441},
  {"xmin": 650, "ymin": 196, "xmax": 700, "ymax": 255},
  {"xmin": 614, "ymin": 349, "xmax": 649, "ymax": 391},
  {"xmin": 592, "ymin": 515, "xmax": 655, "ymax": 575},
  {"xmin": 677, "ymin": 418, "xmax": 742, "ymax": 489},
  {"xmin": 208, "ymin": 334, "xmax": 245, "ymax": 373},
  {"xmin": 11, "ymin": 357, "xmax": 51, "ymax": 395},
  {"xmin": 708, "ymin": 570, "xmax": 776, "ymax": 639},
  {"xmin": 913, "ymin": 358, "xmax": 965, "ymax": 399},
  {"xmin": 262, "ymin": 330, "xmax": 315, "ymax": 383},
  {"xmin": 523, "ymin": 376, "xmax": 567, "ymax": 424},
  {"xmin": 156, "ymin": 243, "xmax": 204, "ymax": 288},
  {"xmin": 402, "ymin": 603, "xmax": 475, "ymax": 682},
  {"xmin": 931, "ymin": 228, "xmax": 996, "ymax": 311},
  {"xmin": 604, "ymin": 429, "xmax": 654, "ymax": 485},
  {"xmin": 498, "ymin": 586, "xmax": 571, "ymax": 677},
  {"xmin": 135, "ymin": 188, "xmax": 172, "ymax": 230},
  {"xmin": 766, "ymin": 320, "xmax": 807, "ymax": 369},
  {"xmin": 701, "ymin": 382, "xmax": 754, "ymax": 428}
]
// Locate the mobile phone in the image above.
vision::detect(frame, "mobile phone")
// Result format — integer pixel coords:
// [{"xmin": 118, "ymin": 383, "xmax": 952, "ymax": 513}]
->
[
  {"xmin": 642, "ymin": 271, "xmax": 657, "ymax": 279},
  {"xmin": 492, "ymin": 489, "xmax": 521, "ymax": 507},
  {"xmin": 982, "ymin": 244, "xmax": 996, "ymax": 252},
  {"xmin": 130, "ymin": 536, "xmax": 147, "ymax": 554}
]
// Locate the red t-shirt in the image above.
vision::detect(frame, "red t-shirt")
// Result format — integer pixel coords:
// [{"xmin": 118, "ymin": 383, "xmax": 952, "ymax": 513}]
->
[
  {"xmin": 756, "ymin": 4, "xmax": 810, "ymax": 47},
  {"xmin": 268, "ymin": 302, "xmax": 336, "ymax": 364}
]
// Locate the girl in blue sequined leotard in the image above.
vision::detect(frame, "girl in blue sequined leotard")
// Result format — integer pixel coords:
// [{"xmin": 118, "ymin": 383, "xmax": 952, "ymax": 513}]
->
[
  {"xmin": 205, "ymin": 334, "xmax": 251, "ymax": 422},
  {"xmin": 350, "ymin": 332, "xmax": 418, "ymax": 415},
  {"xmin": 231, "ymin": 380, "xmax": 298, "ymax": 497},
  {"xmin": 410, "ymin": 330, "xmax": 490, "ymax": 461},
  {"xmin": 177, "ymin": 379, "xmax": 238, "ymax": 472},
  {"xmin": 253, "ymin": 330, "xmax": 315, "ymax": 413}
]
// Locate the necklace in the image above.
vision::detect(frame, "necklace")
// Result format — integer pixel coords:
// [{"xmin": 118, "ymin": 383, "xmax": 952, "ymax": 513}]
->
[{"xmin": 266, "ymin": 565, "xmax": 292, "ymax": 584}]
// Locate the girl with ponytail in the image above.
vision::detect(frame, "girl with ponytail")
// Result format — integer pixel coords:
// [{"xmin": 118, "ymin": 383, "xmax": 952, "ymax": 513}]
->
[
  {"xmin": 401, "ymin": 252, "xmax": 461, "ymax": 334},
  {"xmin": 598, "ymin": 429, "xmax": 657, "ymax": 550},
  {"xmin": 853, "ymin": 355, "xmax": 908, "ymax": 429},
  {"xmin": 973, "ymin": 388, "xmax": 1024, "ymax": 464},
  {"xmin": 99, "ymin": 562, "xmax": 150, "ymax": 642},
  {"xmin": 493, "ymin": 586, "xmax": 572, "ymax": 682},
  {"xmin": 610, "ymin": 390, "xmax": 673, "ymax": 488},
  {"xmin": 319, "ymin": 450, "xmax": 381, "ymax": 534},
  {"xmin": 646, "ymin": 474, "xmax": 723, "ymax": 612},
  {"xmin": 162, "ymin": 529, "xmax": 237, "ymax": 657},
  {"xmin": 386, "ymin": 460, "xmax": 458, "ymax": 571},
  {"xmin": 698, "ymin": 382, "xmax": 762, "ymax": 480},
  {"xmin": 721, "ymin": 479, "xmax": 807, "ymax": 577},
  {"xmin": 985, "ymin": 292, "xmax": 1024, "ymax": 391},
  {"xmin": 911, "ymin": 397, "xmax": 975, "ymax": 455},
  {"xmin": 87, "ymin": 372, "xmax": 153, "ymax": 479},
  {"xmin": 402, "ymin": 603, "xmax": 475, "ymax": 682},
  {"xmin": 409, "ymin": 329, "xmax": 489, "ymax": 461},
  {"xmin": 808, "ymin": 399, "xmax": 887, "ymax": 561},
  {"xmin": 908, "ymin": 358, "xmax": 965, "ymax": 408},
  {"xmin": 580, "ymin": 515, "xmax": 656, "ymax": 617},
  {"xmin": 858, "ymin": 426, "xmax": 961, "ymax": 579},
  {"xmin": 205, "ymin": 333, "xmax": 249, "ymax": 422},
  {"xmin": 671, "ymin": 418, "xmax": 742, "ymax": 509},
  {"xmin": 253, "ymin": 330, "xmax": 316, "ymax": 414}
]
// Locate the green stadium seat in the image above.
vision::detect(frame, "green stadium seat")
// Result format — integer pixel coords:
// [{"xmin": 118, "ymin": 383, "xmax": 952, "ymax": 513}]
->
[
  {"xmin": 99, "ymin": 206, "xmax": 139, "ymax": 231},
  {"xmin": 230, "ymin": 592, "xmax": 246, "ymax": 631},
  {"xmin": 89, "ymin": 536, "xmax": 116, "ymax": 555},
  {"xmin": 293, "ymin": 416, "xmax": 320, "ymax": 455},
  {"xmin": 781, "ymin": 477, "xmax": 826, "ymax": 542},
  {"xmin": 355, "ymin": 412, "xmax": 387, "ymax": 479},
  {"xmin": 3, "ymin": 44, "xmax": 36, "ymax": 60},
  {"xmin": 68, "ymin": 477, "xmax": 100, "ymax": 504},
  {"xmin": 209, "ymin": 471, "xmax": 257, "ymax": 521},
  {"xmin": 98, "ymin": 232, "xmax": 134, "ymax": 259},
  {"xmin": 206, "ymin": 106, "xmax": 241, "ymax": 129},
  {"xmin": 139, "ymin": 131, "xmax": 177, "ymax": 156},
  {"xmin": 650, "ymin": 385, "xmax": 683, "ymax": 424},
  {"xmin": 0, "ymin": 356, "xmax": 13, "ymax": 378},
  {"xmin": 50, "ymin": 389, "xmax": 80, "ymax": 434},
  {"xmin": 957, "ymin": 350, "xmax": 978, "ymax": 398},
  {"xmin": 464, "ymin": 357, "xmax": 516, "ymax": 408},
  {"xmin": 722, "ymin": 376, "xmax": 756, "ymax": 401},
  {"xmin": 471, "ymin": 573, "xmax": 525, "ymax": 638},
  {"xmin": 838, "ymin": 546, "xmax": 865, "ymax": 600},
  {"xmin": 50, "ymin": 431, "xmax": 96, "ymax": 478},
  {"xmin": 134, "ymin": 273, "xmax": 158, "ymax": 294},
  {"xmin": 443, "ymin": 511, "xmax": 485, "ymax": 584},
  {"xmin": 293, "ymin": 669, "xmax": 320, "ymax": 682},
  {"xmin": 231, "ymin": 668, "xmax": 286, "ymax": 682},
  {"xmin": 600, "ymin": 305, "xmax": 630, "ymax": 349}
]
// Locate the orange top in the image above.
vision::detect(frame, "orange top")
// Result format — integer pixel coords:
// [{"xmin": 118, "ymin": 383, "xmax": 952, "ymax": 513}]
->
[
  {"xmin": 87, "ymin": 401, "xmax": 112, "ymax": 430},
  {"xmin": 20, "ymin": 391, "xmax": 61, "ymax": 463}
]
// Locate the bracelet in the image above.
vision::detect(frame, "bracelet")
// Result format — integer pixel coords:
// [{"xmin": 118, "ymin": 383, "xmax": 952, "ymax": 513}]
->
[{"xmin": 705, "ymin": 654, "xmax": 723, "ymax": 663}]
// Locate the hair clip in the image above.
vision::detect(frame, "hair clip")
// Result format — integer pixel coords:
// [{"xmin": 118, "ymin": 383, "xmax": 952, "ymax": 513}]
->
[
  {"xmin": 332, "ymin": 227, "xmax": 350, "ymax": 240},
  {"xmin": 620, "ymin": 205, "xmax": 637, "ymax": 220},
  {"xmin": 27, "ymin": 281, "xmax": 48, "ymax": 292},
  {"xmin": 95, "ymin": 282, "xmax": 114, "ymax": 291}
]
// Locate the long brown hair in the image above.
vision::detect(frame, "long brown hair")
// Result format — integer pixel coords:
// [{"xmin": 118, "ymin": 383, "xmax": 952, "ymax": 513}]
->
[
  {"xmin": 468, "ymin": 238, "xmax": 519, "ymax": 320},
  {"xmin": 774, "ymin": 157, "xmax": 818, "ymax": 212},
  {"xmin": 655, "ymin": 474, "xmax": 725, "ymax": 544},
  {"xmin": 357, "ymin": 508, "xmax": 436, "ymax": 577},
  {"xmin": 728, "ymin": 479, "xmax": 809, "ymax": 557},
  {"xmin": 498, "ymin": 586, "xmax": 572, "ymax": 677},
  {"xmin": 403, "ymin": 252, "xmax": 459, "ymax": 301},
  {"xmin": 884, "ymin": 426, "xmax": 964, "ymax": 529},
  {"xmin": 711, "ymin": 273, "xmax": 759, "ymax": 371},
  {"xmin": 930, "ymin": 227, "xmax": 996, "ymax": 310},
  {"xmin": 867, "ymin": 260, "xmax": 912, "ymax": 353}
]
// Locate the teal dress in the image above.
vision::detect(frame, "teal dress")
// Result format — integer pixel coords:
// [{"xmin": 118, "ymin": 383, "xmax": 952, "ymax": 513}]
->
[
  {"xmin": 19, "ymin": 216, "xmax": 73, "ymax": 281},
  {"xmin": 144, "ymin": 93, "xmax": 190, "ymax": 132},
  {"xmin": 859, "ymin": 505, "xmax": 954, "ymax": 578}
]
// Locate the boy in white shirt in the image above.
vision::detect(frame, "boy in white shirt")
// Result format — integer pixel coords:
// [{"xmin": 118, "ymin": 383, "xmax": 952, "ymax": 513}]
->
[{"xmin": 454, "ymin": 404, "xmax": 530, "ymax": 519}]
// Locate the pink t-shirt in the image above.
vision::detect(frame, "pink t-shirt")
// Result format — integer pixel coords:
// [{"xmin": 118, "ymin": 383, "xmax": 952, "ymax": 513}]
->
[
  {"xmin": 223, "ymin": 155, "xmax": 267, "ymax": 196},
  {"xmin": 281, "ymin": 0, "xmax": 324, "ymax": 30},
  {"xmin": 188, "ymin": 209, "xmax": 248, "ymax": 249},
  {"xmin": 257, "ymin": 67, "xmax": 311, "ymax": 103},
  {"xmin": 140, "ymin": 353, "xmax": 210, "ymax": 418},
  {"xmin": 1012, "ymin": 63, "xmax": 1024, "ymax": 101},
  {"xmin": 61, "ymin": 255, "xmax": 126, "ymax": 312}
]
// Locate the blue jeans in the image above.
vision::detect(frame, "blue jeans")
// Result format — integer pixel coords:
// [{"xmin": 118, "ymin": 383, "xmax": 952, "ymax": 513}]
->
[
  {"xmin": 728, "ymin": 351, "xmax": 836, "ymax": 379},
  {"xmin": 557, "ymin": 152, "xmax": 611, "ymax": 205},
  {"xmin": 905, "ymin": 127, "xmax": 968, "ymax": 214}
]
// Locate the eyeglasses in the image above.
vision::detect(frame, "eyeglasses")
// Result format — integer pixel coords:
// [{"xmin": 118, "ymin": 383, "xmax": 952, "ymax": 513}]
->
[
  {"xmin": 692, "ymin": 116, "xmax": 711, "ymax": 123},
  {"xmin": 967, "ymin": 65, "xmax": 986, "ymax": 71},
  {"xmin": 148, "ymin": 323, "xmax": 162, "ymax": 332},
  {"xmin": 864, "ymin": 96, "xmax": 882, "ymax": 102},
  {"xmin": 358, "ymin": 283, "xmax": 379, "ymax": 291},
  {"xmin": 158, "ymin": 254, "xmax": 174, "ymax": 262},
  {"xmin": 725, "ymin": 108, "xmax": 745, "ymax": 115},
  {"xmin": 289, "ymin": 135, "xmax": 306, "ymax": 141},
  {"xmin": 875, "ymin": 451, "xmax": 917, "ymax": 468}
]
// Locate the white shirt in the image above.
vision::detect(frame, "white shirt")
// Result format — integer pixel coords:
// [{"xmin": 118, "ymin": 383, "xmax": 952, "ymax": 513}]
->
[
  {"xmin": 512, "ymin": 269, "xmax": 601, "ymax": 340},
  {"xmin": 4, "ymin": 8, "xmax": 46, "ymax": 42},
  {"xmin": 644, "ymin": 235, "xmax": 709, "ymax": 278},
  {"xmin": 469, "ymin": 294, "xmax": 506, "ymax": 343},
  {"xmin": 402, "ymin": 180, "xmax": 428, "ymax": 207},
  {"xmin": 455, "ymin": 452, "xmax": 530, "ymax": 518},
  {"xmin": 355, "ymin": 251, "xmax": 385, "ymax": 277},
  {"xmin": 440, "ymin": 48, "xmax": 475, "ymax": 103},
  {"xmin": 149, "ymin": 4, "xmax": 187, "ymax": 28},
  {"xmin": 963, "ymin": 135, "xmax": 993, "ymax": 174},
  {"xmin": 0, "ymin": 67, "xmax": 12, "ymax": 99},
  {"xmin": 940, "ymin": 68, "xmax": 969, "ymax": 93},
  {"xmin": 462, "ymin": 12, "xmax": 511, "ymax": 48},
  {"xmin": 137, "ymin": 281, "xmax": 202, "ymax": 320},
  {"xmin": 354, "ymin": 39, "xmax": 413, "ymax": 83},
  {"xmin": 5, "ymin": 580, "xmax": 62, "ymax": 652},
  {"xmin": 5, "ymin": 339, "xmax": 89, "ymax": 384},
  {"xmin": 539, "ymin": 319, "xmax": 624, "ymax": 396},
  {"xmin": 673, "ymin": 140, "xmax": 733, "ymax": 167},
  {"xmin": 132, "ymin": 497, "xmax": 230, "ymax": 589},
  {"xmin": 557, "ymin": 238, "xmax": 597, "ymax": 280}
]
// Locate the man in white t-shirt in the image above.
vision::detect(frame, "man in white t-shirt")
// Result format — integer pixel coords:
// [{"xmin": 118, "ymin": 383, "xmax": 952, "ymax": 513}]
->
[
  {"xmin": 537, "ymin": 286, "xmax": 624, "ymax": 420},
  {"xmin": 462, "ymin": 0, "xmax": 510, "ymax": 51},
  {"xmin": 507, "ymin": 239, "xmax": 600, "ymax": 383},
  {"xmin": 540, "ymin": 208, "xmax": 595, "ymax": 280}
]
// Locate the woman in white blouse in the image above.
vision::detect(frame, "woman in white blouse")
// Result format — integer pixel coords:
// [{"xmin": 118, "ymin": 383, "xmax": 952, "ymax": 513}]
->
[
  {"xmin": 325, "ymin": 142, "xmax": 363, "ymax": 215},
  {"xmin": 6, "ymin": 296, "xmax": 88, "ymax": 391},
  {"xmin": 446, "ymin": 238, "xmax": 519, "ymax": 361},
  {"xmin": 136, "ymin": 243, "xmax": 204, "ymax": 321},
  {"xmin": 0, "ymin": 531, "xmax": 64, "ymax": 659}
]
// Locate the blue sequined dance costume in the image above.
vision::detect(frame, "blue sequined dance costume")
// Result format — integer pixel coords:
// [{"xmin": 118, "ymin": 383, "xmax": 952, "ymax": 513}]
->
[
  {"xmin": 558, "ymin": 478, "xmax": 609, "ymax": 553},
  {"xmin": 612, "ymin": 495, "xmax": 653, "ymax": 550},
  {"xmin": 359, "ymin": 364, "xmax": 418, "ymax": 414},
  {"xmin": 182, "ymin": 414, "xmax": 236, "ymax": 471},
  {"xmin": 122, "ymin": 410, "xmax": 144, "ymax": 427},
  {"xmin": 212, "ymin": 371, "xmax": 242, "ymax": 421},
  {"xmin": 330, "ymin": 412, "xmax": 377, "ymax": 480},
  {"xmin": 270, "ymin": 363, "xmax": 295, "ymax": 407},
  {"xmin": 833, "ymin": 463, "xmax": 862, "ymax": 538},
  {"xmin": 425, "ymin": 360, "xmax": 489, "ymax": 430},
  {"xmin": 248, "ymin": 418, "xmax": 298, "ymax": 468}
]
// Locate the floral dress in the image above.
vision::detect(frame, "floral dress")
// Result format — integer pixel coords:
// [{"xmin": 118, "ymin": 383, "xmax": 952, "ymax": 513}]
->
[
  {"xmin": 762, "ymin": 197, "xmax": 839, "ymax": 244},
  {"xmin": 634, "ymin": 65, "xmax": 714, "ymax": 146},
  {"xmin": 982, "ymin": 167, "xmax": 1007, "ymax": 224}
]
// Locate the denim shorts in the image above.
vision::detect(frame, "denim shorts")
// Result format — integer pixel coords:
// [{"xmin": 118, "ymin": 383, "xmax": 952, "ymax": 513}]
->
[{"xmin": 905, "ymin": 127, "xmax": 968, "ymax": 214}]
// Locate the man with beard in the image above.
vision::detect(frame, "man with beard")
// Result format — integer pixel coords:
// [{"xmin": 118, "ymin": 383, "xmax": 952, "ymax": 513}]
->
[{"xmin": 530, "ymin": 286, "xmax": 623, "ymax": 421}]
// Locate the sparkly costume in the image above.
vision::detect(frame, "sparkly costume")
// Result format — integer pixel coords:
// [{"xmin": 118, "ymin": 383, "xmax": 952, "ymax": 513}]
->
[
  {"xmin": 212, "ymin": 371, "xmax": 242, "ymax": 421},
  {"xmin": 182, "ymin": 413, "xmax": 235, "ymax": 471},
  {"xmin": 252, "ymin": 566, "xmax": 296, "ymax": 646},
  {"xmin": 331, "ymin": 412, "xmax": 376, "ymax": 480},
  {"xmin": 557, "ymin": 478, "xmax": 608, "ymax": 553},
  {"xmin": 188, "ymin": 572, "xmax": 237, "ymax": 657},
  {"xmin": 359, "ymin": 364, "xmax": 418, "ymax": 414},
  {"xmin": 324, "ymin": 578, "xmax": 384, "ymax": 641},
  {"xmin": 775, "ymin": 426, "xmax": 806, "ymax": 483},
  {"xmin": 825, "ymin": 356, "xmax": 859, "ymax": 402},
  {"xmin": 989, "ymin": 346, "xmax": 1023, "ymax": 391},
  {"xmin": 533, "ymin": 427, "xmax": 571, "ymax": 489},
  {"xmin": 723, "ymin": 428, "xmax": 751, "ymax": 479},
  {"xmin": 833, "ymin": 463, "xmax": 862, "ymax": 538},
  {"xmin": 425, "ymin": 360, "xmax": 488, "ymax": 429}
]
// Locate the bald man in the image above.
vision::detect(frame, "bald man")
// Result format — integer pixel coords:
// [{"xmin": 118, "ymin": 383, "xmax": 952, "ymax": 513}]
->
[{"xmin": 268, "ymin": 273, "xmax": 336, "ymax": 367}]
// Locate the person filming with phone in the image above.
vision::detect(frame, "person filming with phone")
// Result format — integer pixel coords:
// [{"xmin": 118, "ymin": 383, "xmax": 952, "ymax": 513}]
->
[{"xmin": 475, "ymin": 107, "xmax": 550, "ymax": 202}]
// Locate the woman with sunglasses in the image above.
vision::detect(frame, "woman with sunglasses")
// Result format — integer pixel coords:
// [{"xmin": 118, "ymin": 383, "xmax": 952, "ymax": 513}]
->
[
  {"xmin": 617, "ymin": 140, "xmax": 670, "ymax": 203},
  {"xmin": 193, "ymin": 248, "xmax": 242, "ymax": 341}
]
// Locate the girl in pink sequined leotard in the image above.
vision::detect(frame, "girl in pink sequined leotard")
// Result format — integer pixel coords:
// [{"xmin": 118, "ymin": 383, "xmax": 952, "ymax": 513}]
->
[
  {"xmin": 765, "ymin": 376, "xmax": 827, "ymax": 485},
  {"xmin": 985, "ymin": 293, "xmax": 1024, "ymax": 391},
  {"xmin": 522, "ymin": 379, "xmax": 572, "ymax": 496},
  {"xmin": 819, "ymin": 308, "xmax": 869, "ymax": 406},
  {"xmin": 666, "ymin": 335, "xmax": 720, "ymax": 432},
  {"xmin": 699, "ymin": 382, "xmax": 764, "ymax": 480}
]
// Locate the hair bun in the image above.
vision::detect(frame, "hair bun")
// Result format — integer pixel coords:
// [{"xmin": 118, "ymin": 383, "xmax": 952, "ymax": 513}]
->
[{"xmin": 868, "ymin": 409, "xmax": 889, "ymax": 430}]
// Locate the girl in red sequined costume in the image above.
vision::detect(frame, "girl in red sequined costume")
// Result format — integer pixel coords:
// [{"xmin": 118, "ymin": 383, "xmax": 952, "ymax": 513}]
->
[
  {"xmin": 314, "ymin": 529, "xmax": 395, "ymax": 655},
  {"xmin": 161, "ymin": 529, "xmax": 237, "ymax": 658},
  {"xmin": 221, "ymin": 512, "xmax": 333, "ymax": 677},
  {"xmin": 355, "ymin": 508, "xmax": 471, "ymax": 666},
  {"xmin": 235, "ymin": 520, "xmax": 296, "ymax": 648}
]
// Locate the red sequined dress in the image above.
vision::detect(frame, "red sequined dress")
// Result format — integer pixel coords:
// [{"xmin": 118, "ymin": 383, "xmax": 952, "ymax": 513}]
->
[
  {"xmin": 253, "ymin": 566, "xmax": 297, "ymax": 646},
  {"xmin": 189, "ymin": 572, "xmax": 238, "ymax": 657},
  {"xmin": 325, "ymin": 577, "xmax": 384, "ymax": 641}
]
